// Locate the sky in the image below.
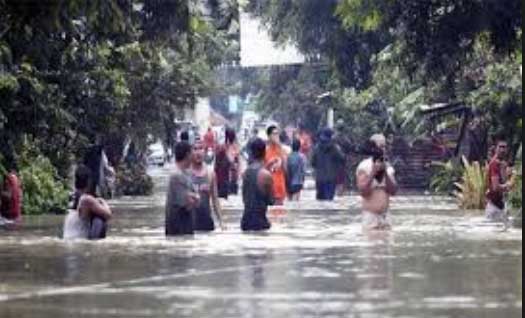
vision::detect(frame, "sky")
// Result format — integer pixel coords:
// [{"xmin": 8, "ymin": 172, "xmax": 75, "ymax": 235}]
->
[{"xmin": 239, "ymin": 12, "xmax": 305, "ymax": 67}]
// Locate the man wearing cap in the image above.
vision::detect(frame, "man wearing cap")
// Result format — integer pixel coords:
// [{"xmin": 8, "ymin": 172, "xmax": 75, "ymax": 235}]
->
[
  {"xmin": 311, "ymin": 128, "xmax": 346, "ymax": 201},
  {"xmin": 356, "ymin": 134, "xmax": 397, "ymax": 230}
]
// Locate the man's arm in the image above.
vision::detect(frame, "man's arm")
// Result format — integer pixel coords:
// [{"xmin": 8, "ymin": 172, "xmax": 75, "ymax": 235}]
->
[
  {"xmin": 260, "ymin": 169, "xmax": 275, "ymax": 205},
  {"xmin": 356, "ymin": 170, "xmax": 375, "ymax": 197},
  {"xmin": 384, "ymin": 166, "xmax": 398, "ymax": 195},
  {"xmin": 333, "ymin": 144, "xmax": 346, "ymax": 164},
  {"xmin": 82, "ymin": 196, "xmax": 112, "ymax": 220},
  {"xmin": 491, "ymin": 175, "xmax": 511, "ymax": 193},
  {"xmin": 167, "ymin": 174, "xmax": 198, "ymax": 210},
  {"xmin": 490, "ymin": 164, "xmax": 511, "ymax": 193}
]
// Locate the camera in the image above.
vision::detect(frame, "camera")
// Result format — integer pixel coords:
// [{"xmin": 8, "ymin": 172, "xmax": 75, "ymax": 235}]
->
[{"xmin": 355, "ymin": 140, "xmax": 385, "ymax": 162}]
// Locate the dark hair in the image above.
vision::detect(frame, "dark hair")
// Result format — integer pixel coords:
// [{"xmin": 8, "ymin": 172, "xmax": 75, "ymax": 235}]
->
[
  {"xmin": 4, "ymin": 160, "xmax": 18, "ymax": 172},
  {"xmin": 225, "ymin": 128, "xmax": 236, "ymax": 144},
  {"xmin": 74, "ymin": 164, "xmax": 92, "ymax": 190},
  {"xmin": 175, "ymin": 141, "xmax": 192, "ymax": 162},
  {"xmin": 267, "ymin": 125, "xmax": 278, "ymax": 136},
  {"xmin": 251, "ymin": 138, "xmax": 267, "ymax": 160},
  {"xmin": 359, "ymin": 140, "xmax": 384, "ymax": 161},
  {"xmin": 180, "ymin": 131, "xmax": 189, "ymax": 142},
  {"xmin": 292, "ymin": 138, "xmax": 301, "ymax": 152},
  {"xmin": 279, "ymin": 130, "xmax": 290, "ymax": 144},
  {"xmin": 493, "ymin": 133, "xmax": 507, "ymax": 145}
]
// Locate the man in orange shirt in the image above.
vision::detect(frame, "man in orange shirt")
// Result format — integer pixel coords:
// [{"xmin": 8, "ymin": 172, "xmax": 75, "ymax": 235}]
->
[{"xmin": 265, "ymin": 126, "xmax": 287, "ymax": 205}]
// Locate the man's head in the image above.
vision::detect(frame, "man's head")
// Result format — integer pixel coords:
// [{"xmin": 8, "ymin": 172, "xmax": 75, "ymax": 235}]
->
[
  {"xmin": 180, "ymin": 131, "xmax": 189, "ymax": 142},
  {"xmin": 370, "ymin": 134, "xmax": 387, "ymax": 154},
  {"xmin": 493, "ymin": 136, "xmax": 508, "ymax": 160},
  {"xmin": 192, "ymin": 141, "xmax": 205, "ymax": 165},
  {"xmin": 279, "ymin": 130, "xmax": 289, "ymax": 144},
  {"xmin": 319, "ymin": 128, "xmax": 333, "ymax": 144},
  {"xmin": 252, "ymin": 128, "xmax": 259, "ymax": 136},
  {"xmin": 267, "ymin": 125, "xmax": 280, "ymax": 144},
  {"xmin": 4, "ymin": 160, "xmax": 18, "ymax": 173},
  {"xmin": 175, "ymin": 141, "xmax": 193, "ymax": 168},
  {"xmin": 251, "ymin": 138, "xmax": 267, "ymax": 161},
  {"xmin": 74, "ymin": 164, "xmax": 93, "ymax": 191}
]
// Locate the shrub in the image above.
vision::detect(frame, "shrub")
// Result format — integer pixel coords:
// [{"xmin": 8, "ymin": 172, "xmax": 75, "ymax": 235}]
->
[
  {"xmin": 453, "ymin": 157, "xmax": 488, "ymax": 210},
  {"xmin": 508, "ymin": 147, "xmax": 522, "ymax": 227},
  {"xmin": 17, "ymin": 141, "xmax": 69, "ymax": 215},
  {"xmin": 430, "ymin": 160, "xmax": 463, "ymax": 194},
  {"xmin": 115, "ymin": 163, "xmax": 153, "ymax": 196}
]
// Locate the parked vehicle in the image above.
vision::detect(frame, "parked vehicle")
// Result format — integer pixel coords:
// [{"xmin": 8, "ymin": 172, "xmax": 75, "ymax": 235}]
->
[{"xmin": 147, "ymin": 143, "xmax": 166, "ymax": 166}]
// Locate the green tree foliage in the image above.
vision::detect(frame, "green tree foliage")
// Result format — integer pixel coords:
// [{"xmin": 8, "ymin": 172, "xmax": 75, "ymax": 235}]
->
[
  {"xmin": 0, "ymin": 0, "xmax": 238, "ymax": 172},
  {"xmin": 245, "ymin": 0, "xmax": 387, "ymax": 88},
  {"xmin": 17, "ymin": 138, "xmax": 69, "ymax": 215},
  {"xmin": 0, "ymin": 0, "xmax": 239, "ymax": 211},
  {"xmin": 246, "ymin": 0, "xmax": 521, "ymax": 152}
]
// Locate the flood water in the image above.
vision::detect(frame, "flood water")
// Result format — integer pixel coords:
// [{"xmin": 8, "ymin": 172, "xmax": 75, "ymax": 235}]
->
[{"xmin": 0, "ymin": 166, "xmax": 521, "ymax": 318}]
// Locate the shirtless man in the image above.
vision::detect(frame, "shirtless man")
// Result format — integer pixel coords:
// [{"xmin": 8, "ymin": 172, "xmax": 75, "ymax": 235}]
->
[
  {"xmin": 241, "ymin": 138, "xmax": 274, "ymax": 231},
  {"xmin": 191, "ymin": 141, "xmax": 225, "ymax": 231},
  {"xmin": 356, "ymin": 134, "xmax": 397, "ymax": 230}
]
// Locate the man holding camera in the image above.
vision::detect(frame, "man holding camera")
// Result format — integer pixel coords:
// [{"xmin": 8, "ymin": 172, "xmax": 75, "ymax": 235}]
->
[{"xmin": 356, "ymin": 134, "xmax": 397, "ymax": 230}]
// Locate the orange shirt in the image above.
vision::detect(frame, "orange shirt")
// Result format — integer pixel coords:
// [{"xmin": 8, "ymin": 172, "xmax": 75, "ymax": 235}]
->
[{"xmin": 265, "ymin": 143, "xmax": 287, "ymax": 201}]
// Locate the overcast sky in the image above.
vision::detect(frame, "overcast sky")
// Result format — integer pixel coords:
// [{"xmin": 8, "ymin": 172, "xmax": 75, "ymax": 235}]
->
[{"xmin": 240, "ymin": 12, "xmax": 305, "ymax": 67}]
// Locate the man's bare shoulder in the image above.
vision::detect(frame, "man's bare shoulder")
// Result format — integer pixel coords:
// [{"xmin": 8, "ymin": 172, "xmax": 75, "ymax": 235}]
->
[{"xmin": 258, "ymin": 167, "xmax": 272, "ymax": 179}]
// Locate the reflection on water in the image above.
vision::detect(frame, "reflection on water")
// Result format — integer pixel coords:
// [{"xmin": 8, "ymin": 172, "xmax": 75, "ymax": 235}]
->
[{"xmin": 0, "ymin": 167, "xmax": 521, "ymax": 318}]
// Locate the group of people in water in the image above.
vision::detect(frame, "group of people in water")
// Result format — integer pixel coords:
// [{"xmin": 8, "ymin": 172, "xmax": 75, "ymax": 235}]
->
[
  {"xmin": 163, "ymin": 125, "xmax": 399, "ymax": 235},
  {"xmin": 1, "ymin": 123, "xmax": 514, "ymax": 239}
]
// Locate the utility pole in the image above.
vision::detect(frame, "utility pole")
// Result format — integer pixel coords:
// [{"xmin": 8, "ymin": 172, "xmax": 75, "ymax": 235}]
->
[{"xmin": 317, "ymin": 91, "xmax": 334, "ymax": 129}]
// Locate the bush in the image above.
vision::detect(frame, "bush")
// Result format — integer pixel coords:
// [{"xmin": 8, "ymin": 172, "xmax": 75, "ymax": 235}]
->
[
  {"xmin": 430, "ymin": 160, "xmax": 463, "ymax": 194},
  {"xmin": 508, "ymin": 147, "xmax": 522, "ymax": 227},
  {"xmin": 115, "ymin": 163, "xmax": 153, "ymax": 196},
  {"xmin": 17, "ymin": 141, "xmax": 69, "ymax": 215},
  {"xmin": 453, "ymin": 157, "xmax": 488, "ymax": 210}
]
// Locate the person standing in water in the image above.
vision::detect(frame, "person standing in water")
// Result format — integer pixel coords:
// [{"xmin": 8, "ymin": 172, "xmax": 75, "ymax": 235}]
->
[
  {"xmin": 241, "ymin": 138, "xmax": 274, "ymax": 231},
  {"xmin": 63, "ymin": 165, "xmax": 112, "ymax": 240},
  {"xmin": 286, "ymin": 138, "xmax": 306, "ymax": 201},
  {"xmin": 265, "ymin": 126, "xmax": 287, "ymax": 205},
  {"xmin": 225, "ymin": 128, "xmax": 241, "ymax": 195},
  {"xmin": 191, "ymin": 141, "xmax": 225, "ymax": 231},
  {"xmin": 0, "ymin": 162, "xmax": 22, "ymax": 222},
  {"xmin": 311, "ymin": 128, "xmax": 345, "ymax": 201},
  {"xmin": 485, "ymin": 136, "xmax": 515, "ymax": 222},
  {"xmin": 356, "ymin": 134, "xmax": 397, "ymax": 230},
  {"xmin": 214, "ymin": 128, "xmax": 240, "ymax": 199},
  {"xmin": 165, "ymin": 142, "xmax": 200, "ymax": 236}
]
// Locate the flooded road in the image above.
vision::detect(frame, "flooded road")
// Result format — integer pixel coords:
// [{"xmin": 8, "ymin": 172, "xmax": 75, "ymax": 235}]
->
[{"xmin": 0, "ymin": 166, "xmax": 521, "ymax": 318}]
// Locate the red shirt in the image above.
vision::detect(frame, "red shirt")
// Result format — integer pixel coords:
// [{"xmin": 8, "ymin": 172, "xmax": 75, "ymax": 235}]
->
[
  {"xmin": 486, "ymin": 157, "xmax": 506, "ymax": 209},
  {"xmin": 204, "ymin": 131, "xmax": 215, "ymax": 150},
  {"xmin": 3, "ymin": 173, "xmax": 22, "ymax": 220}
]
